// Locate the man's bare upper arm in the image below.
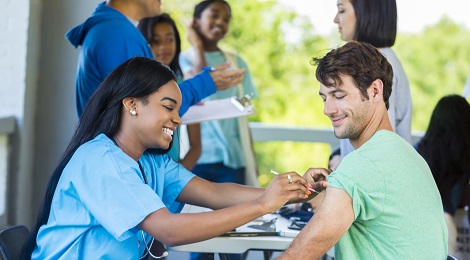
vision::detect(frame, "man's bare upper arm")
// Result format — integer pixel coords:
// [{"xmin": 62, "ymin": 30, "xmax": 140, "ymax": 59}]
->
[{"xmin": 279, "ymin": 187, "xmax": 355, "ymax": 259}]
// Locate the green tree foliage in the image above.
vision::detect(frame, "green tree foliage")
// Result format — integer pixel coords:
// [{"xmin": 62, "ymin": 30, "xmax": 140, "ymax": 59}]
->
[
  {"xmin": 395, "ymin": 17, "xmax": 470, "ymax": 131},
  {"xmin": 219, "ymin": 1, "xmax": 333, "ymax": 185},
  {"xmin": 162, "ymin": 1, "xmax": 470, "ymax": 187}
]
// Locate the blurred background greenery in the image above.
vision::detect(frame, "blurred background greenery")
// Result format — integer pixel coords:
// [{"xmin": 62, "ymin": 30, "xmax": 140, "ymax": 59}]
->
[{"xmin": 162, "ymin": 0, "xmax": 470, "ymax": 187}]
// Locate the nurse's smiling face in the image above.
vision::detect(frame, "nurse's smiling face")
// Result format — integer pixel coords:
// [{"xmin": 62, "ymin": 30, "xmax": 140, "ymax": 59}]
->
[{"xmin": 133, "ymin": 80, "xmax": 182, "ymax": 150}]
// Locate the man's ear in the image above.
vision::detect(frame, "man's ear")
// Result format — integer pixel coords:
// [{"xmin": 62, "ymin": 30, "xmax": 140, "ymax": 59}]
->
[{"xmin": 370, "ymin": 79, "xmax": 384, "ymax": 103}]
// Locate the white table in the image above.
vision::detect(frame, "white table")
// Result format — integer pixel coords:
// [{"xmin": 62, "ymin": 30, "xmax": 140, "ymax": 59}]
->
[{"xmin": 167, "ymin": 211, "xmax": 299, "ymax": 260}]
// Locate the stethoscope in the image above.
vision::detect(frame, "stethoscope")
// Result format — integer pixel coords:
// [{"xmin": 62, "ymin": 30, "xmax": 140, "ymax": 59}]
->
[
  {"xmin": 137, "ymin": 161, "xmax": 169, "ymax": 259},
  {"xmin": 139, "ymin": 230, "xmax": 169, "ymax": 259},
  {"xmin": 112, "ymin": 137, "xmax": 169, "ymax": 259}
]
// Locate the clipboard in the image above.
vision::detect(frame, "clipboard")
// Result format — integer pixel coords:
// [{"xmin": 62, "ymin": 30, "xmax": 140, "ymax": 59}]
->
[
  {"xmin": 219, "ymin": 216, "xmax": 279, "ymax": 237},
  {"xmin": 181, "ymin": 96, "xmax": 254, "ymax": 125}
]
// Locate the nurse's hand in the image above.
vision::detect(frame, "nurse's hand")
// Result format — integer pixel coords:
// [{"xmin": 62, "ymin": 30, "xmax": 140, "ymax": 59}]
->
[
  {"xmin": 257, "ymin": 172, "xmax": 310, "ymax": 213},
  {"xmin": 303, "ymin": 167, "xmax": 330, "ymax": 195}
]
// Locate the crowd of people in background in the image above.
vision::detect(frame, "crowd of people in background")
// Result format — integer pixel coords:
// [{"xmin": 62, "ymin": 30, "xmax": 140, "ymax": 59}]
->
[{"xmin": 19, "ymin": 0, "xmax": 470, "ymax": 259}]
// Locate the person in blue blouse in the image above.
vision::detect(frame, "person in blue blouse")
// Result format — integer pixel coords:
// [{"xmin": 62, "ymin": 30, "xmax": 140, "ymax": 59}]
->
[{"xmin": 21, "ymin": 57, "xmax": 319, "ymax": 259}]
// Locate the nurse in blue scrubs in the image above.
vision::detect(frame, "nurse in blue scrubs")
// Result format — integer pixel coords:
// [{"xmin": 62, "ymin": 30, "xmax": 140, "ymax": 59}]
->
[{"xmin": 22, "ymin": 57, "xmax": 321, "ymax": 259}]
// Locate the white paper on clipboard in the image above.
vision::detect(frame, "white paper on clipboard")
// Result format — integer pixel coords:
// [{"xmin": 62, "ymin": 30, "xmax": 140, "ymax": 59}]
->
[{"xmin": 181, "ymin": 97, "xmax": 254, "ymax": 125}]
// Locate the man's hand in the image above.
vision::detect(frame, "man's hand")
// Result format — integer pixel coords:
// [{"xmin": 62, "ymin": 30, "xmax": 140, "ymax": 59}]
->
[{"xmin": 208, "ymin": 61, "xmax": 246, "ymax": 91}]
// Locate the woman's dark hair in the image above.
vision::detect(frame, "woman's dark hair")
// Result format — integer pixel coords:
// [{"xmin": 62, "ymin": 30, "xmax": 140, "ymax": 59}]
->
[
  {"xmin": 311, "ymin": 41, "xmax": 393, "ymax": 109},
  {"xmin": 329, "ymin": 147, "xmax": 341, "ymax": 161},
  {"xmin": 21, "ymin": 57, "xmax": 176, "ymax": 258},
  {"xmin": 138, "ymin": 13, "xmax": 183, "ymax": 77},
  {"xmin": 351, "ymin": 0, "xmax": 397, "ymax": 48},
  {"xmin": 417, "ymin": 95, "xmax": 470, "ymax": 214},
  {"xmin": 193, "ymin": 0, "xmax": 231, "ymax": 19}
]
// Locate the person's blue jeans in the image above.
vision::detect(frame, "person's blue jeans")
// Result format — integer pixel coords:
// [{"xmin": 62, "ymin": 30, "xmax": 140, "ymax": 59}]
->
[
  {"xmin": 191, "ymin": 163, "xmax": 245, "ymax": 184},
  {"xmin": 190, "ymin": 163, "xmax": 246, "ymax": 260}
]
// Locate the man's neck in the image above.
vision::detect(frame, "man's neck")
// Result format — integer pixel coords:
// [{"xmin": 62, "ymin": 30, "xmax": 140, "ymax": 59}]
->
[
  {"xmin": 350, "ymin": 107, "xmax": 393, "ymax": 149},
  {"xmin": 106, "ymin": 0, "xmax": 142, "ymax": 21}
]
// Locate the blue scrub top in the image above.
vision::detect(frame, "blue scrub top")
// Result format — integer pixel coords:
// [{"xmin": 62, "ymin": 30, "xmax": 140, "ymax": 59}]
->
[{"xmin": 32, "ymin": 134, "xmax": 195, "ymax": 259}]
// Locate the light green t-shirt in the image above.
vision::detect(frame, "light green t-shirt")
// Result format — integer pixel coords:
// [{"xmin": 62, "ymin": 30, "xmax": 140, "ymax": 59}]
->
[{"xmin": 328, "ymin": 130, "xmax": 448, "ymax": 259}]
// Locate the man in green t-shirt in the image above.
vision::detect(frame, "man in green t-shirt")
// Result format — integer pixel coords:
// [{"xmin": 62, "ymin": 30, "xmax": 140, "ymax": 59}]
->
[{"xmin": 279, "ymin": 41, "xmax": 448, "ymax": 259}]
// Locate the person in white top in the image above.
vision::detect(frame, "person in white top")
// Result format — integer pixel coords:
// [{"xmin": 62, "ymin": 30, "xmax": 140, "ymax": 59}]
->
[{"xmin": 334, "ymin": 0, "xmax": 412, "ymax": 158}]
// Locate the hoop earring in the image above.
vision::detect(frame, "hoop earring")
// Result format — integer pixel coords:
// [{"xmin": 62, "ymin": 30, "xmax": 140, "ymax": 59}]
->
[{"xmin": 130, "ymin": 110, "xmax": 137, "ymax": 116}]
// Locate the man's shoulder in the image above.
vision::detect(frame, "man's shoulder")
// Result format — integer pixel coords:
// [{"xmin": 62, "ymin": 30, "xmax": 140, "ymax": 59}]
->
[
  {"xmin": 344, "ymin": 130, "xmax": 424, "ymax": 170},
  {"xmin": 87, "ymin": 18, "xmax": 138, "ymax": 39},
  {"xmin": 338, "ymin": 150, "xmax": 377, "ymax": 172},
  {"xmin": 372, "ymin": 129, "xmax": 399, "ymax": 139},
  {"xmin": 339, "ymin": 132, "xmax": 399, "ymax": 166},
  {"xmin": 83, "ymin": 20, "xmax": 148, "ymax": 58},
  {"xmin": 362, "ymin": 130, "xmax": 406, "ymax": 149}
]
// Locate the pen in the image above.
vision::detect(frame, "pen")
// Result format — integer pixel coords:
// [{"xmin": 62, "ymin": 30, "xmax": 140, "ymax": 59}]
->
[
  {"xmin": 270, "ymin": 169, "xmax": 320, "ymax": 194},
  {"xmin": 202, "ymin": 66, "xmax": 216, "ymax": 72},
  {"xmin": 278, "ymin": 231, "xmax": 299, "ymax": 238},
  {"xmin": 220, "ymin": 231, "xmax": 279, "ymax": 237}
]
